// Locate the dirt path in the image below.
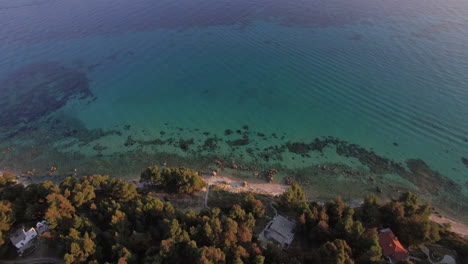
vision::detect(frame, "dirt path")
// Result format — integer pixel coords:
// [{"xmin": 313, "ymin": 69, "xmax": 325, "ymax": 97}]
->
[{"xmin": 270, "ymin": 202, "xmax": 278, "ymax": 217}]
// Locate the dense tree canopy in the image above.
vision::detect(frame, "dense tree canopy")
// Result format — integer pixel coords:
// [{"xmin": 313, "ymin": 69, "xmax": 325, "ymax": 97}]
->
[
  {"xmin": 140, "ymin": 166, "xmax": 205, "ymax": 194},
  {"xmin": 0, "ymin": 171, "xmax": 467, "ymax": 264},
  {"xmin": 279, "ymin": 183, "xmax": 305, "ymax": 208}
]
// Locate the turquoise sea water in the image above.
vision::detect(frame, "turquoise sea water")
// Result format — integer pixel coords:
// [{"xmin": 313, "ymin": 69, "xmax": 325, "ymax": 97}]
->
[{"xmin": 0, "ymin": 0, "xmax": 467, "ymax": 218}]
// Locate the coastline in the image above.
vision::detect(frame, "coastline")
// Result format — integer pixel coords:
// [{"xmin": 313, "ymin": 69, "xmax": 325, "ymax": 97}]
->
[
  {"xmin": 430, "ymin": 214, "xmax": 468, "ymax": 239},
  {"xmin": 5, "ymin": 165, "xmax": 468, "ymax": 239},
  {"xmin": 198, "ymin": 173, "xmax": 468, "ymax": 239}
]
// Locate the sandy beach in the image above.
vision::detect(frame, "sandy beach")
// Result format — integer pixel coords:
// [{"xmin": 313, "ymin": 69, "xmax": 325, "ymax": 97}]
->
[
  {"xmin": 430, "ymin": 214, "xmax": 468, "ymax": 238},
  {"xmin": 202, "ymin": 173, "xmax": 468, "ymax": 239},
  {"xmin": 203, "ymin": 174, "xmax": 288, "ymax": 196}
]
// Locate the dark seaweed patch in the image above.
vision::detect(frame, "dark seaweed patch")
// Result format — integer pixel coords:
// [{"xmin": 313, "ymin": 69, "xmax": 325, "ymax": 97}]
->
[
  {"xmin": 286, "ymin": 142, "xmax": 312, "ymax": 155},
  {"xmin": 93, "ymin": 144, "xmax": 107, "ymax": 152},
  {"xmin": 124, "ymin": 135, "xmax": 167, "ymax": 147},
  {"xmin": 227, "ymin": 138, "xmax": 249, "ymax": 146},
  {"xmin": 179, "ymin": 139, "xmax": 194, "ymax": 151},
  {"xmin": 144, "ymin": 139, "xmax": 165, "ymax": 145},
  {"xmin": 286, "ymin": 138, "xmax": 329, "ymax": 154},
  {"xmin": 201, "ymin": 137, "xmax": 220, "ymax": 151},
  {"xmin": 0, "ymin": 62, "xmax": 93, "ymax": 129},
  {"xmin": 224, "ymin": 129, "xmax": 233, "ymax": 136},
  {"xmin": 124, "ymin": 136, "xmax": 136, "ymax": 147}
]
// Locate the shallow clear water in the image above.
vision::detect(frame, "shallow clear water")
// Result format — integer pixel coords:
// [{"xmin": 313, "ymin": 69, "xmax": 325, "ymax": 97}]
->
[{"xmin": 0, "ymin": 0, "xmax": 467, "ymax": 218}]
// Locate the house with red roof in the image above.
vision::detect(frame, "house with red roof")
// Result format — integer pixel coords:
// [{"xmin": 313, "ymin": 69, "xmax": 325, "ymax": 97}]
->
[{"xmin": 378, "ymin": 228, "xmax": 409, "ymax": 263}]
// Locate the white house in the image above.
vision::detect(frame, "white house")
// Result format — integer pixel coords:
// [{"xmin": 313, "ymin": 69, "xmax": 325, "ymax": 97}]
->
[
  {"xmin": 36, "ymin": 220, "xmax": 49, "ymax": 235},
  {"xmin": 9, "ymin": 220, "xmax": 49, "ymax": 255},
  {"xmin": 10, "ymin": 226, "xmax": 37, "ymax": 250}
]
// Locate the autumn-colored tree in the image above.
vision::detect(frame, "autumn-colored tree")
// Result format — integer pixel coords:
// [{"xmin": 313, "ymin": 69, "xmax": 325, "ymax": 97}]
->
[
  {"xmin": 312, "ymin": 220, "xmax": 331, "ymax": 244},
  {"xmin": 45, "ymin": 193, "xmax": 75, "ymax": 229},
  {"xmin": 103, "ymin": 178, "xmax": 138, "ymax": 202},
  {"xmin": 63, "ymin": 229, "xmax": 96, "ymax": 264},
  {"xmin": 318, "ymin": 239, "xmax": 354, "ymax": 264},
  {"xmin": 243, "ymin": 194, "xmax": 265, "ymax": 218},
  {"xmin": 22, "ymin": 181, "xmax": 60, "ymax": 221},
  {"xmin": 254, "ymin": 255, "xmax": 265, "ymax": 264},
  {"xmin": 229, "ymin": 205, "xmax": 246, "ymax": 222},
  {"xmin": 60, "ymin": 177, "xmax": 96, "ymax": 208},
  {"xmin": 0, "ymin": 201, "xmax": 15, "ymax": 246},
  {"xmin": 237, "ymin": 224, "xmax": 252, "ymax": 243},
  {"xmin": 199, "ymin": 246, "xmax": 225, "ymax": 264},
  {"xmin": 0, "ymin": 172, "xmax": 17, "ymax": 188}
]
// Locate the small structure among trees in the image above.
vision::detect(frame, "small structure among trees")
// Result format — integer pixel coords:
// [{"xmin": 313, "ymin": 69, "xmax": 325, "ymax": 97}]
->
[
  {"xmin": 10, "ymin": 226, "xmax": 37, "ymax": 255},
  {"xmin": 259, "ymin": 215, "xmax": 296, "ymax": 248},
  {"xmin": 378, "ymin": 228, "xmax": 408, "ymax": 263},
  {"xmin": 9, "ymin": 220, "xmax": 49, "ymax": 256}
]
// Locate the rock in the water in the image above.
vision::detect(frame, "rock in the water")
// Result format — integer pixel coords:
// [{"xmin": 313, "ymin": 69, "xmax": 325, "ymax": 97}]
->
[{"xmin": 462, "ymin": 157, "xmax": 468, "ymax": 167}]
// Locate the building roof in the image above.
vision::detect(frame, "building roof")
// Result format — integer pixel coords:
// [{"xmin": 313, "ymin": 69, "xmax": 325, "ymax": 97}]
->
[
  {"xmin": 10, "ymin": 226, "xmax": 38, "ymax": 250},
  {"xmin": 378, "ymin": 228, "xmax": 408, "ymax": 261},
  {"xmin": 269, "ymin": 215, "xmax": 295, "ymax": 238},
  {"xmin": 10, "ymin": 228, "xmax": 26, "ymax": 246},
  {"xmin": 36, "ymin": 220, "xmax": 49, "ymax": 235},
  {"xmin": 262, "ymin": 215, "xmax": 296, "ymax": 247}
]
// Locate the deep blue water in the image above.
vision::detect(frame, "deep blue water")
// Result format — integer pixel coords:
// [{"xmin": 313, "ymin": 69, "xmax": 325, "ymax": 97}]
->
[{"xmin": 0, "ymin": 0, "xmax": 467, "ymax": 217}]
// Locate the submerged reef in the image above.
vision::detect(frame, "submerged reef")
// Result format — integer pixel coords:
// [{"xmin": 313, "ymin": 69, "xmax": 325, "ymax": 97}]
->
[
  {"xmin": 285, "ymin": 137, "xmax": 462, "ymax": 198},
  {"xmin": 0, "ymin": 62, "xmax": 93, "ymax": 129},
  {"xmin": 1, "ymin": 119, "xmax": 467, "ymax": 221}
]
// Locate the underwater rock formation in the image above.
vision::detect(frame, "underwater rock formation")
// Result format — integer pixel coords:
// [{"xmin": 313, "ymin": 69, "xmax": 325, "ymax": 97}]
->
[
  {"xmin": 0, "ymin": 62, "xmax": 93, "ymax": 129},
  {"xmin": 405, "ymin": 159, "xmax": 460, "ymax": 195}
]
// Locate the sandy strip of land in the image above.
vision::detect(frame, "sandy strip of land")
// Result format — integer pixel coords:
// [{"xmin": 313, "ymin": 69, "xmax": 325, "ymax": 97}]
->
[
  {"xmin": 130, "ymin": 175, "xmax": 468, "ymax": 239},
  {"xmin": 202, "ymin": 175, "xmax": 468, "ymax": 238},
  {"xmin": 430, "ymin": 214, "xmax": 468, "ymax": 238},
  {"xmin": 202, "ymin": 175, "xmax": 288, "ymax": 196}
]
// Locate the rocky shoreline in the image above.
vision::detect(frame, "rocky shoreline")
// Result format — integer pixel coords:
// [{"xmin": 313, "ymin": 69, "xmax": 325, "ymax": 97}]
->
[{"xmin": 0, "ymin": 96, "xmax": 467, "ymax": 224}]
